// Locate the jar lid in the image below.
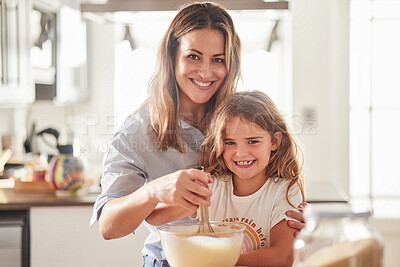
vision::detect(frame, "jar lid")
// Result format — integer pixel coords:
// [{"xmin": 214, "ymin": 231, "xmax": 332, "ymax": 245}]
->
[
  {"xmin": 304, "ymin": 203, "xmax": 372, "ymax": 219},
  {"xmin": 57, "ymin": 144, "xmax": 73, "ymax": 154}
]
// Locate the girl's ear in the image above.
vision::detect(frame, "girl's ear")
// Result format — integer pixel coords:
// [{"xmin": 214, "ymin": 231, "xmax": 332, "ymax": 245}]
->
[{"xmin": 271, "ymin": 132, "xmax": 282, "ymax": 151}]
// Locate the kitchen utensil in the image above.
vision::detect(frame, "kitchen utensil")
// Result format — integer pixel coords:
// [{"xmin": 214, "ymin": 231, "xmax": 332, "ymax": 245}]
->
[
  {"xmin": 197, "ymin": 206, "xmax": 215, "ymax": 235},
  {"xmin": 190, "ymin": 165, "xmax": 215, "ymax": 235},
  {"xmin": 159, "ymin": 221, "xmax": 245, "ymax": 267}
]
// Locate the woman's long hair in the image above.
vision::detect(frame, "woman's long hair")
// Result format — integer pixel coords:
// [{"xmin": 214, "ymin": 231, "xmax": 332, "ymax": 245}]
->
[
  {"xmin": 199, "ymin": 90, "xmax": 305, "ymax": 207},
  {"xmin": 148, "ymin": 2, "xmax": 241, "ymax": 152}
]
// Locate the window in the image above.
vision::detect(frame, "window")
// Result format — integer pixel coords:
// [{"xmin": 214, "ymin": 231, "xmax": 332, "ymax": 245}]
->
[
  {"xmin": 112, "ymin": 9, "xmax": 291, "ymax": 128},
  {"xmin": 350, "ymin": 0, "xmax": 400, "ymax": 218}
]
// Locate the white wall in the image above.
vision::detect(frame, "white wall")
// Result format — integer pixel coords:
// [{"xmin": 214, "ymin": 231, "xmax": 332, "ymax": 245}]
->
[
  {"xmin": 291, "ymin": 0, "xmax": 350, "ymax": 194},
  {"xmin": 72, "ymin": 20, "xmax": 116, "ymax": 181},
  {"xmin": 291, "ymin": 2, "xmax": 400, "ymax": 266}
]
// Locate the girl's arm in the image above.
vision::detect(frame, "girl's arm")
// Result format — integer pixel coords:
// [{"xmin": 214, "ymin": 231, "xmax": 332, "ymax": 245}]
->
[{"xmin": 235, "ymin": 220, "xmax": 296, "ymax": 267}]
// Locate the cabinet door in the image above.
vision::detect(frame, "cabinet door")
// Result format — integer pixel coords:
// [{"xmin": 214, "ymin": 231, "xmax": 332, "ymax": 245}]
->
[
  {"xmin": 0, "ymin": 0, "xmax": 33, "ymax": 105},
  {"xmin": 30, "ymin": 206, "xmax": 149, "ymax": 267},
  {"xmin": 55, "ymin": 5, "xmax": 88, "ymax": 103}
]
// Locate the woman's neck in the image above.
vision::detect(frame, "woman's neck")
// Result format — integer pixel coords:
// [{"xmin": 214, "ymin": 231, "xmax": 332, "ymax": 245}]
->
[{"xmin": 180, "ymin": 102, "xmax": 209, "ymax": 132}]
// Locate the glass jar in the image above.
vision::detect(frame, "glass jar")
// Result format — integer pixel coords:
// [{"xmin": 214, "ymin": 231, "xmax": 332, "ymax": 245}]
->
[
  {"xmin": 47, "ymin": 144, "xmax": 86, "ymax": 196},
  {"xmin": 294, "ymin": 203, "xmax": 384, "ymax": 267}
]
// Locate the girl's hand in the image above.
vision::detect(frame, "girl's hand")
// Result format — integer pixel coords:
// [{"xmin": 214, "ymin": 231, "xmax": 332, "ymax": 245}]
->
[
  {"xmin": 286, "ymin": 202, "xmax": 307, "ymax": 237},
  {"xmin": 147, "ymin": 168, "xmax": 213, "ymax": 212}
]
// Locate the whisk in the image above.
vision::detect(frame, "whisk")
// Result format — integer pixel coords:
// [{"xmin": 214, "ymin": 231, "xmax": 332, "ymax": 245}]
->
[
  {"xmin": 197, "ymin": 206, "xmax": 215, "ymax": 234},
  {"xmin": 189, "ymin": 165, "xmax": 216, "ymax": 235}
]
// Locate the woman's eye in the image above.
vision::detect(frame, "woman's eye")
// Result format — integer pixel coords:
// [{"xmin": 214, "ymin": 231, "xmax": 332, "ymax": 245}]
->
[
  {"xmin": 188, "ymin": 54, "xmax": 199, "ymax": 60},
  {"xmin": 214, "ymin": 58, "xmax": 225, "ymax": 63}
]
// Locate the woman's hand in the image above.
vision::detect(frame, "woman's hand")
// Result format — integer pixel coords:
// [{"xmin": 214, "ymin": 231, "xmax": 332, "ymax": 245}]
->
[
  {"xmin": 98, "ymin": 168, "xmax": 212, "ymax": 239},
  {"xmin": 147, "ymin": 168, "xmax": 213, "ymax": 211},
  {"xmin": 286, "ymin": 202, "xmax": 307, "ymax": 237},
  {"xmin": 145, "ymin": 168, "xmax": 213, "ymax": 226}
]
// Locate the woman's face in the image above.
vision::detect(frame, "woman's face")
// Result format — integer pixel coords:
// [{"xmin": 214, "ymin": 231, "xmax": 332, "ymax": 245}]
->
[{"xmin": 175, "ymin": 28, "xmax": 227, "ymax": 108}]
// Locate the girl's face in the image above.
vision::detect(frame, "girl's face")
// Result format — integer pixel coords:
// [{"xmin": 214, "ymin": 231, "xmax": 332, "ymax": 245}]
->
[
  {"xmin": 175, "ymin": 28, "xmax": 227, "ymax": 109},
  {"xmin": 223, "ymin": 116, "xmax": 281, "ymax": 193}
]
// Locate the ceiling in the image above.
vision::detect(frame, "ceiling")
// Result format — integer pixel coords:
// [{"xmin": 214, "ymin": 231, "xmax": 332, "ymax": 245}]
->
[{"xmin": 80, "ymin": 0, "xmax": 289, "ymax": 12}]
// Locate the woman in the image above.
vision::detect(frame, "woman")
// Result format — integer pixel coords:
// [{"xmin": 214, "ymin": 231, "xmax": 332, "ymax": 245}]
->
[{"xmin": 90, "ymin": 2, "xmax": 304, "ymax": 266}]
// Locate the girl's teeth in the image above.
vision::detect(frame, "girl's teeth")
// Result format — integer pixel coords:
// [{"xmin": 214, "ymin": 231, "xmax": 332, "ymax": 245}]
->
[
  {"xmin": 193, "ymin": 80, "xmax": 212, "ymax": 87},
  {"xmin": 236, "ymin": 161, "xmax": 253, "ymax": 166}
]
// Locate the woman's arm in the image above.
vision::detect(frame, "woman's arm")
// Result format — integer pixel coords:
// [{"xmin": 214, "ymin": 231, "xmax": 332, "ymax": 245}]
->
[
  {"xmin": 145, "ymin": 171, "xmax": 212, "ymax": 226},
  {"xmin": 145, "ymin": 203, "xmax": 196, "ymax": 226},
  {"xmin": 98, "ymin": 169, "xmax": 212, "ymax": 240},
  {"xmin": 235, "ymin": 220, "xmax": 296, "ymax": 267}
]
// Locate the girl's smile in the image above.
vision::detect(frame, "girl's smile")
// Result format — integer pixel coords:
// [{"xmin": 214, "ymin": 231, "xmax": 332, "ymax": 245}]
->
[
  {"xmin": 234, "ymin": 160, "xmax": 256, "ymax": 167},
  {"xmin": 223, "ymin": 116, "xmax": 281, "ymax": 196}
]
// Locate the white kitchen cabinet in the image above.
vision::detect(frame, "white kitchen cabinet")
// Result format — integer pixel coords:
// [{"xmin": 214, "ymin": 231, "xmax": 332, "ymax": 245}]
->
[
  {"xmin": 0, "ymin": 0, "xmax": 33, "ymax": 105},
  {"xmin": 32, "ymin": 0, "xmax": 88, "ymax": 103},
  {"xmin": 30, "ymin": 206, "xmax": 149, "ymax": 267},
  {"xmin": 0, "ymin": 0, "xmax": 88, "ymax": 105}
]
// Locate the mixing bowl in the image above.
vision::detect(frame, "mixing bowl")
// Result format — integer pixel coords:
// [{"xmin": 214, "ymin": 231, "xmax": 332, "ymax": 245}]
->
[{"xmin": 159, "ymin": 221, "xmax": 245, "ymax": 267}]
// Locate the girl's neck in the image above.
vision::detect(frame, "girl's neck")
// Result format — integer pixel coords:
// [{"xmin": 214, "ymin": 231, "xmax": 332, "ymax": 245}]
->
[{"xmin": 232, "ymin": 174, "xmax": 268, "ymax": 196}]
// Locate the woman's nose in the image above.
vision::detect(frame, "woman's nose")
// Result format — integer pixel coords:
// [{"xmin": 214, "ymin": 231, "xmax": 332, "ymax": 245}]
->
[{"xmin": 198, "ymin": 61, "xmax": 212, "ymax": 79}]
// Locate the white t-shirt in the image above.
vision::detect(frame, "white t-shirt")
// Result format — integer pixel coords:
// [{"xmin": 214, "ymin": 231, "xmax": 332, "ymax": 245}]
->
[{"xmin": 208, "ymin": 176, "xmax": 303, "ymax": 253}]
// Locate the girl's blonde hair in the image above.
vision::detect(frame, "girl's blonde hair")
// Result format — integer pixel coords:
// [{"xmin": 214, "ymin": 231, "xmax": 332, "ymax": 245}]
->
[
  {"xmin": 148, "ymin": 2, "xmax": 241, "ymax": 152},
  {"xmin": 199, "ymin": 90, "xmax": 305, "ymax": 207}
]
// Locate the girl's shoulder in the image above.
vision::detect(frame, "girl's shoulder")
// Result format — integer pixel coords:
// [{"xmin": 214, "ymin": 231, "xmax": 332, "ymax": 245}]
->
[{"xmin": 267, "ymin": 177, "xmax": 302, "ymax": 197}]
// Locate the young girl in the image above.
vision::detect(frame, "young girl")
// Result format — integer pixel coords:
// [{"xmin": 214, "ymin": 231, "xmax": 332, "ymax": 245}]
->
[{"xmin": 199, "ymin": 90, "xmax": 305, "ymax": 266}]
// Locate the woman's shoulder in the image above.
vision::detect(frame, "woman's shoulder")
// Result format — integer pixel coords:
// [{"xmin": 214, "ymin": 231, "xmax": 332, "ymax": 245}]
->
[{"xmin": 115, "ymin": 103, "xmax": 152, "ymax": 136}]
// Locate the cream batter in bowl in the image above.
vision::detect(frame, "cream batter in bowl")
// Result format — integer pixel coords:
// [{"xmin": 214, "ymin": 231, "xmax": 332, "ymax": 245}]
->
[{"xmin": 159, "ymin": 221, "xmax": 245, "ymax": 267}]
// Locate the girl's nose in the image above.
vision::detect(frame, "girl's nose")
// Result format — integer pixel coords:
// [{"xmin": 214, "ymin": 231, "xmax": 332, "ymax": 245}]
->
[{"xmin": 234, "ymin": 145, "xmax": 249, "ymax": 157}]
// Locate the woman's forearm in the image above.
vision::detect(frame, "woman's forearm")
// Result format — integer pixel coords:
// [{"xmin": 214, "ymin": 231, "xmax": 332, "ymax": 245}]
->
[
  {"xmin": 98, "ymin": 184, "xmax": 158, "ymax": 240},
  {"xmin": 145, "ymin": 204, "xmax": 195, "ymax": 226},
  {"xmin": 98, "ymin": 169, "xmax": 212, "ymax": 239}
]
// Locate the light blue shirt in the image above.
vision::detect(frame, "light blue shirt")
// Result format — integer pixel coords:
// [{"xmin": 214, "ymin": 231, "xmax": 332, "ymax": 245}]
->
[{"xmin": 90, "ymin": 103, "xmax": 203, "ymax": 260}]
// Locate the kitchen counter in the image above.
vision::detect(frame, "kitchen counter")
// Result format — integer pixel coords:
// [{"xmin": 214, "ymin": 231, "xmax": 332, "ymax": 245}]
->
[
  {"xmin": 0, "ymin": 179, "xmax": 348, "ymax": 211},
  {"xmin": 0, "ymin": 188, "xmax": 98, "ymax": 210}
]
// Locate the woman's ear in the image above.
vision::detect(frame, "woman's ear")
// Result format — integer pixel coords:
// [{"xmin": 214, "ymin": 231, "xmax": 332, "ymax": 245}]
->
[{"xmin": 271, "ymin": 132, "xmax": 282, "ymax": 151}]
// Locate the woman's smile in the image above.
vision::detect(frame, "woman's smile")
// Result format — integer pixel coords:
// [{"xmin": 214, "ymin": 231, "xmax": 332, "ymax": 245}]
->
[{"xmin": 190, "ymin": 78, "xmax": 214, "ymax": 89}]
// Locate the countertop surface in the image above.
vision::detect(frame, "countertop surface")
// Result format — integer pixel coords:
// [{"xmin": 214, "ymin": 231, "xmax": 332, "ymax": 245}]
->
[
  {"xmin": 0, "ymin": 178, "xmax": 348, "ymax": 210},
  {"xmin": 0, "ymin": 187, "xmax": 98, "ymax": 210}
]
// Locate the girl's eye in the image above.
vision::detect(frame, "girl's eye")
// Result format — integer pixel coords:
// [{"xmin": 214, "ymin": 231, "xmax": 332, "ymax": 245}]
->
[
  {"xmin": 188, "ymin": 54, "xmax": 199, "ymax": 60},
  {"xmin": 248, "ymin": 140, "xmax": 258, "ymax": 144},
  {"xmin": 214, "ymin": 58, "xmax": 225, "ymax": 63},
  {"xmin": 225, "ymin": 141, "xmax": 235, "ymax": 145}
]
